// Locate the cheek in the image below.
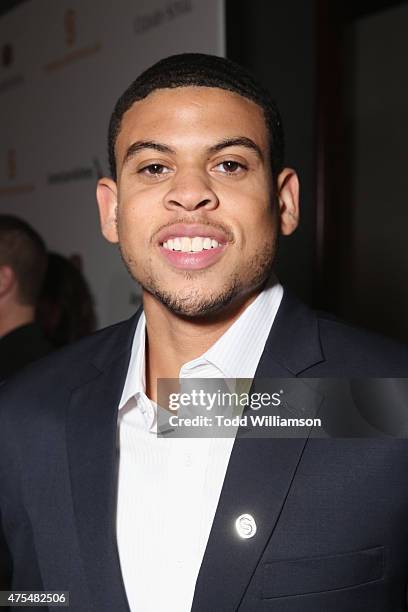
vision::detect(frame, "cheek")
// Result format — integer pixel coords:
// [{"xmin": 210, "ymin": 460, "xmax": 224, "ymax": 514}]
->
[
  {"xmin": 116, "ymin": 199, "xmax": 149, "ymax": 244},
  {"xmin": 235, "ymin": 201, "xmax": 276, "ymax": 251}
]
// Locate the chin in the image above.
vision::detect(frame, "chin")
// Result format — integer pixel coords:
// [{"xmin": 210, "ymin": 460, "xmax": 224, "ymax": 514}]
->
[{"xmin": 148, "ymin": 281, "xmax": 242, "ymax": 318}]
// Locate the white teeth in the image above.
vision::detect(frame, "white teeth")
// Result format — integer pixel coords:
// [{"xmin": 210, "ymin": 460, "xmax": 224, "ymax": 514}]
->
[
  {"xmin": 162, "ymin": 236, "xmax": 222, "ymax": 252},
  {"xmin": 191, "ymin": 237, "xmax": 204, "ymax": 251},
  {"xmin": 181, "ymin": 237, "xmax": 191, "ymax": 252}
]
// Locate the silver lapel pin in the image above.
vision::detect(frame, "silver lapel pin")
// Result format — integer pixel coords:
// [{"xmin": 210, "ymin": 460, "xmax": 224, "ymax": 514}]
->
[{"xmin": 235, "ymin": 513, "xmax": 257, "ymax": 539}]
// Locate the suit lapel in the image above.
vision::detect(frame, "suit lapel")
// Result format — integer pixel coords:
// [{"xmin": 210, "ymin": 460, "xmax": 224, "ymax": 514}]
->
[
  {"xmin": 65, "ymin": 314, "xmax": 140, "ymax": 612},
  {"xmin": 192, "ymin": 290, "xmax": 325, "ymax": 611}
]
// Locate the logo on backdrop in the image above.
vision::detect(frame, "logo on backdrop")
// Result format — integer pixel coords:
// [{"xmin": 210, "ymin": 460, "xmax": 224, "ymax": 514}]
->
[
  {"xmin": 47, "ymin": 157, "xmax": 105, "ymax": 184},
  {"xmin": 134, "ymin": 0, "xmax": 193, "ymax": 35},
  {"xmin": 0, "ymin": 148, "xmax": 35, "ymax": 197},
  {"xmin": 43, "ymin": 9, "xmax": 101, "ymax": 72},
  {"xmin": 64, "ymin": 9, "xmax": 77, "ymax": 47},
  {"xmin": 0, "ymin": 43, "xmax": 24, "ymax": 95}
]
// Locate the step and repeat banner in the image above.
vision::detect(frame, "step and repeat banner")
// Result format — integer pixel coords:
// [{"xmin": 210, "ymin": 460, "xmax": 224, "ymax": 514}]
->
[{"xmin": 0, "ymin": 0, "xmax": 225, "ymax": 327}]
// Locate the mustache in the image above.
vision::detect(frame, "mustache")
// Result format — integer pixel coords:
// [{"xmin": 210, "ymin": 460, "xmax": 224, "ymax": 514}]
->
[{"xmin": 151, "ymin": 218, "xmax": 235, "ymax": 243}]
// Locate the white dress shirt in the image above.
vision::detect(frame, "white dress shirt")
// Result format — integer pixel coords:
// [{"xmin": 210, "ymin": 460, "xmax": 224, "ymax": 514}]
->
[{"xmin": 116, "ymin": 280, "xmax": 283, "ymax": 612}]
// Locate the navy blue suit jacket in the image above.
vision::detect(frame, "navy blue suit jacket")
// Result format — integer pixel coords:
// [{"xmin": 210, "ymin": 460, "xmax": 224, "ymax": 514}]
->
[{"xmin": 1, "ymin": 290, "xmax": 408, "ymax": 611}]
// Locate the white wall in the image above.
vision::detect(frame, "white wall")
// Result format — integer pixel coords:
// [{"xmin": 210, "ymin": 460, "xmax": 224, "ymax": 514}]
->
[{"xmin": 0, "ymin": 0, "xmax": 225, "ymax": 327}]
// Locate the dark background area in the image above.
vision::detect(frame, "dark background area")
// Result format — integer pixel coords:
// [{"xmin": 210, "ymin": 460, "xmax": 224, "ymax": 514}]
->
[{"xmin": 0, "ymin": 0, "xmax": 27, "ymax": 18}]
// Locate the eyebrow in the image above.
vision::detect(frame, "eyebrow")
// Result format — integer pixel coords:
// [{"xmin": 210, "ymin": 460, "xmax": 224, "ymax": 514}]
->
[
  {"xmin": 207, "ymin": 137, "xmax": 264, "ymax": 161},
  {"xmin": 122, "ymin": 140, "xmax": 176, "ymax": 167},
  {"xmin": 122, "ymin": 136, "xmax": 264, "ymax": 167}
]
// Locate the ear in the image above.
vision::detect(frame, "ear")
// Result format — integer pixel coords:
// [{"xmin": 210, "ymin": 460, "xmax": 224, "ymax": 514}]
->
[
  {"xmin": 276, "ymin": 168, "xmax": 300, "ymax": 236},
  {"xmin": 0, "ymin": 265, "xmax": 15, "ymax": 299},
  {"xmin": 96, "ymin": 177, "xmax": 119, "ymax": 243}
]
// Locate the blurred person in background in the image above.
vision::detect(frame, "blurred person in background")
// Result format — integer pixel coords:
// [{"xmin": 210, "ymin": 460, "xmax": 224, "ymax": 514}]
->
[
  {"xmin": 36, "ymin": 252, "xmax": 97, "ymax": 348},
  {"xmin": 0, "ymin": 215, "xmax": 51, "ymax": 381}
]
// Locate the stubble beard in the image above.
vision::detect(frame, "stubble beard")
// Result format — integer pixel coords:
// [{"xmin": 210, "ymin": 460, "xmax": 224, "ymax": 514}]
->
[{"xmin": 119, "ymin": 240, "xmax": 277, "ymax": 318}]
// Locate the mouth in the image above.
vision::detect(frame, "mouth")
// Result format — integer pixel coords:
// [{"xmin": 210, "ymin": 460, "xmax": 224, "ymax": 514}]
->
[{"xmin": 156, "ymin": 224, "xmax": 229, "ymax": 270}]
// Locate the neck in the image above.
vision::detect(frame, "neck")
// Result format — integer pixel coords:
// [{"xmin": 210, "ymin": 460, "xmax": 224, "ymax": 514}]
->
[
  {"xmin": 143, "ymin": 288, "xmax": 262, "ymax": 401},
  {"xmin": 0, "ymin": 303, "xmax": 35, "ymax": 338}
]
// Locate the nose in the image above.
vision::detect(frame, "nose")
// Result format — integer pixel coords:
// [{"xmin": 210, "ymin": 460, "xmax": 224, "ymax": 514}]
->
[{"xmin": 163, "ymin": 170, "xmax": 219, "ymax": 212}]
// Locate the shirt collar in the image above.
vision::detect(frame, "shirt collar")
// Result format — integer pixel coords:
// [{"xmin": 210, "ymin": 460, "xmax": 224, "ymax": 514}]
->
[
  {"xmin": 118, "ymin": 277, "xmax": 283, "ymax": 411},
  {"xmin": 182, "ymin": 276, "xmax": 283, "ymax": 379},
  {"xmin": 118, "ymin": 312, "xmax": 146, "ymax": 410}
]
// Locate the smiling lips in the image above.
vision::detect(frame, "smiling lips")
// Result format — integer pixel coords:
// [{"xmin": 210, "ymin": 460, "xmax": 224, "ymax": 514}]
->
[{"xmin": 156, "ymin": 223, "xmax": 229, "ymax": 270}]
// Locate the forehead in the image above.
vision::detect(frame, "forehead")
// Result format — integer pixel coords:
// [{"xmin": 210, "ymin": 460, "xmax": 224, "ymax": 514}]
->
[{"xmin": 116, "ymin": 86, "xmax": 268, "ymax": 155}]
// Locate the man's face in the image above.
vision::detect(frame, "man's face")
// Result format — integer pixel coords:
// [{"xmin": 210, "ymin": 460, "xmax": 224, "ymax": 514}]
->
[{"xmin": 98, "ymin": 86, "xmax": 298, "ymax": 317}]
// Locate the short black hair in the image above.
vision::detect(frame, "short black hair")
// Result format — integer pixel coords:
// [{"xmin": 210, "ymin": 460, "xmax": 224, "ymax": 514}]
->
[
  {"xmin": 108, "ymin": 53, "xmax": 284, "ymax": 181},
  {"xmin": 0, "ymin": 215, "xmax": 47, "ymax": 306}
]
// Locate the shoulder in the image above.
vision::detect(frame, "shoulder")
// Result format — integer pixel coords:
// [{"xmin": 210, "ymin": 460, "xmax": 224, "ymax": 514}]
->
[
  {"xmin": 0, "ymin": 313, "xmax": 138, "ymax": 418},
  {"xmin": 272, "ymin": 289, "xmax": 408, "ymax": 376},
  {"xmin": 315, "ymin": 310, "xmax": 408, "ymax": 376}
]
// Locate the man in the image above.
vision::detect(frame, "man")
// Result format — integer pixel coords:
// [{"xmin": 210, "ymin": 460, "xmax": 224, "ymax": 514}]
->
[
  {"xmin": 0, "ymin": 54, "xmax": 408, "ymax": 611},
  {"xmin": 0, "ymin": 215, "xmax": 51, "ymax": 381}
]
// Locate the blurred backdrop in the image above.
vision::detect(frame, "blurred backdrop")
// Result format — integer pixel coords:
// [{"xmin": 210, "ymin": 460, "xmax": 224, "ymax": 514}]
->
[{"xmin": 1, "ymin": 0, "xmax": 407, "ymax": 342}]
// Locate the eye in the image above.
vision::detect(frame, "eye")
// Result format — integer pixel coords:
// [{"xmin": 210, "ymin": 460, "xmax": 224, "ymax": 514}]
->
[
  {"xmin": 214, "ymin": 160, "xmax": 247, "ymax": 175},
  {"xmin": 139, "ymin": 163, "xmax": 172, "ymax": 177}
]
